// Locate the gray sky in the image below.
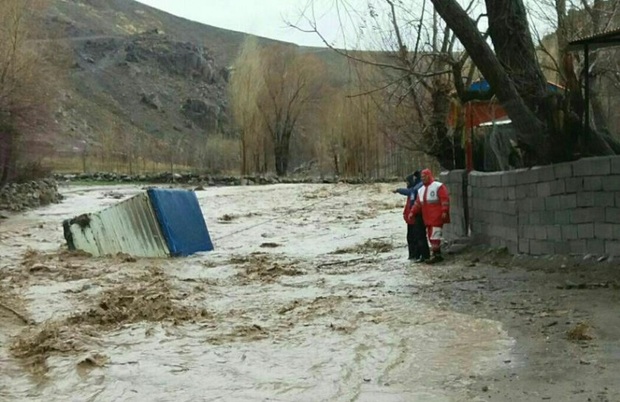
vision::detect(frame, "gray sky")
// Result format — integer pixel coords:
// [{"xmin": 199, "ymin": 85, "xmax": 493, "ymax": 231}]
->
[
  {"xmin": 135, "ymin": 0, "xmax": 346, "ymax": 47},
  {"xmin": 134, "ymin": 1, "xmax": 554, "ymax": 50}
]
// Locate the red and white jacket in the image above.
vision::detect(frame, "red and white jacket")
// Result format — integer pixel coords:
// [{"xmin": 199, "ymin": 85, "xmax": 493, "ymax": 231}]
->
[{"xmin": 411, "ymin": 171, "xmax": 450, "ymax": 227}]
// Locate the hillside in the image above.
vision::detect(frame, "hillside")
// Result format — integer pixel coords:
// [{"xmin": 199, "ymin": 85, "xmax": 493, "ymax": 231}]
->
[{"xmin": 37, "ymin": 0, "xmax": 350, "ymax": 172}]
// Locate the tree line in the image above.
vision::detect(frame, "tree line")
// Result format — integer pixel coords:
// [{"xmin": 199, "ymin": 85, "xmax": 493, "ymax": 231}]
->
[{"xmin": 3, "ymin": 0, "xmax": 620, "ymax": 183}]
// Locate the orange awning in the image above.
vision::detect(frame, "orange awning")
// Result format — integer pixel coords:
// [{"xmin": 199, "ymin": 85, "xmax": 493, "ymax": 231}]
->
[{"xmin": 448, "ymin": 99, "xmax": 508, "ymax": 129}]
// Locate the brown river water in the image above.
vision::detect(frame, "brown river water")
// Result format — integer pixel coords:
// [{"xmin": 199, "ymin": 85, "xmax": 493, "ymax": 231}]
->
[{"xmin": 0, "ymin": 183, "xmax": 515, "ymax": 401}]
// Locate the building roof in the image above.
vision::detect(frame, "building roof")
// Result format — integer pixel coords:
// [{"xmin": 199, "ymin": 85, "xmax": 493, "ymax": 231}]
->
[{"xmin": 568, "ymin": 27, "xmax": 620, "ymax": 50}]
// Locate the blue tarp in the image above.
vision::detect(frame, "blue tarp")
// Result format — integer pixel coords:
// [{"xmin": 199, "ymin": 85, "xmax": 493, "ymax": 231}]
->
[
  {"xmin": 147, "ymin": 188, "xmax": 214, "ymax": 257},
  {"xmin": 467, "ymin": 79, "xmax": 564, "ymax": 93}
]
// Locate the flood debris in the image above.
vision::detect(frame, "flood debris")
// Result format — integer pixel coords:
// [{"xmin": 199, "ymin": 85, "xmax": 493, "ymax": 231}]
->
[
  {"xmin": 233, "ymin": 254, "xmax": 304, "ymax": 283},
  {"xmin": 9, "ymin": 267, "xmax": 211, "ymax": 374},
  {"xmin": 67, "ymin": 268, "xmax": 211, "ymax": 327},
  {"xmin": 567, "ymin": 322, "xmax": 594, "ymax": 341},
  {"xmin": 10, "ymin": 322, "xmax": 99, "ymax": 375},
  {"xmin": 218, "ymin": 213, "xmax": 236, "ymax": 222},
  {"xmin": 77, "ymin": 352, "xmax": 109, "ymax": 372},
  {"xmin": 331, "ymin": 239, "xmax": 394, "ymax": 255}
]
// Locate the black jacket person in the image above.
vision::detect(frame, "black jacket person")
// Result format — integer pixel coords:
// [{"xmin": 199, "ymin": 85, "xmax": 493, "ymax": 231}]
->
[{"xmin": 394, "ymin": 171, "xmax": 430, "ymax": 262}]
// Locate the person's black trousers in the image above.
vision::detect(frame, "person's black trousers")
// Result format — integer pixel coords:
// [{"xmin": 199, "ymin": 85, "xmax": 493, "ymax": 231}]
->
[{"xmin": 407, "ymin": 214, "xmax": 430, "ymax": 260}]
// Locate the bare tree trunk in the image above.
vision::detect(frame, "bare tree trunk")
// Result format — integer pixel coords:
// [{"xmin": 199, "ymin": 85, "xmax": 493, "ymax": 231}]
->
[
  {"xmin": 430, "ymin": 0, "xmax": 548, "ymax": 163},
  {"xmin": 485, "ymin": 0, "xmax": 548, "ymax": 105}
]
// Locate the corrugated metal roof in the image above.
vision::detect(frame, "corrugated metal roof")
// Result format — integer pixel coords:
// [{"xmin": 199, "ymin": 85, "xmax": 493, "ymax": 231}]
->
[
  {"xmin": 65, "ymin": 193, "xmax": 170, "ymax": 258},
  {"xmin": 568, "ymin": 27, "xmax": 620, "ymax": 50}
]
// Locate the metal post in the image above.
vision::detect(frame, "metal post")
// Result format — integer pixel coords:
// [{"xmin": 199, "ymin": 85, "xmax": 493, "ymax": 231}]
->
[{"xmin": 584, "ymin": 43, "xmax": 590, "ymax": 135}]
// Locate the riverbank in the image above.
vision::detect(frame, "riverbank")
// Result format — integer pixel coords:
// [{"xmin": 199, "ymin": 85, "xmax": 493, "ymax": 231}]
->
[{"xmin": 427, "ymin": 247, "xmax": 620, "ymax": 401}]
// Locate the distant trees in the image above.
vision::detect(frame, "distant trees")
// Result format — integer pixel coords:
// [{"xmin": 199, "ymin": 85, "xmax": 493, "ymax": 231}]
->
[
  {"xmin": 229, "ymin": 39, "xmax": 325, "ymax": 176},
  {"xmin": 229, "ymin": 38, "xmax": 268, "ymax": 175},
  {"xmin": 0, "ymin": 0, "xmax": 59, "ymax": 186}
]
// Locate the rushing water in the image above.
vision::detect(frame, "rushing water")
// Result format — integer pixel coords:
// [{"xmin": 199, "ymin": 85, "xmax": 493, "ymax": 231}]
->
[{"xmin": 0, "ymin": 183, "xmax": 515, "ymax": 401}]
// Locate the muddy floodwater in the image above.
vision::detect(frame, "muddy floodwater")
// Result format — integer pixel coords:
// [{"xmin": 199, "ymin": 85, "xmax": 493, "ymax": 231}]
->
[{"xmin": 0, "ymin": 183, "xmax": 515, "ymax": 401}]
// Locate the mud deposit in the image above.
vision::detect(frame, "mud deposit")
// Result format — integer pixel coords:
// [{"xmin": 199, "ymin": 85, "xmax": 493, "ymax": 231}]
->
[{"xmin": 2, "ymin": 183, "xmax": 617, "ymax": 401}]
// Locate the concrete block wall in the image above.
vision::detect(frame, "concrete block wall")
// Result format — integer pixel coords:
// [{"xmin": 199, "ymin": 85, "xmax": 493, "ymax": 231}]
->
[
  {"xmin": 469, "ymin": 171, "xmax": 520, "ymax": 253},
  {"xmin": 439, "ymin": 170, "xmax": 468, "ymax": 240},
  {"xmin": 448, "ymin": 156, "xmax": 620, "ymax": 256}
]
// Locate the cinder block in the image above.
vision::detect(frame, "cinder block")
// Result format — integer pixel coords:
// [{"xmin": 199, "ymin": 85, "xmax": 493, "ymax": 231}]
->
[
  {"xmin": 541, "ymin": 212, "xmax": 556, "ymax": 225},
  {"xmin": 489, "ymin": 237, "xmax": 502, "ymax": 248},
  {"xmin": 537, "ymin": 182, "xmax": 552, "ymax": 197},
  {"xmin": 595, "ymin": 223, "xmax": 614, "ymax": 239},
  {"xmin": 559, "ymin": 194, "xmax": 577, "ymax": 209},
  {"xmin": 516, "ymin": 169, "xmax": 538, "ymax": 185},
  {"xmin": 545, "ymin": 196, "xmax": 561, "ymax": 211},
  {"xmin": 506, "ymin": 241, "xmax": 518, "ymax": 254},
  {"xmin": 593, "ymin": 192, "xmax": 615, "ymax": 207},
  {"xmin": 506, "ymin": 187, "xmax": 516, "ymax": 201},
  {"xmin": 578, "ymin": 223, "xmax": 594, "ymax": 239},
  {"xmin": 530, "ymin": 240, "xmax": 555, "ymax": 255},
  {"xmin": 535, "ymin": 225, "xmax": 548, "ymax": 240},
  {"xmin": 518, "ymin": 239, "xmax": 530, "ymax": 254},
  {"xmin": 516, "ymin": 185, "xmax": 529, "ymax": 199},
  {"xmin": 611, "ymin": 223, "xmax": 620, "ymax": 239},
  {"xmin": 505, "ymin": 201, "xmax": 517, "ymax": 213},
  {"xmin": 554, "ymin": 241, "xmax": 571, "ymax": 255},
  {"xmin": 565, "ymin": 178, "xmax": 584, "ymax": 193},
  {"xmin": 561, "ymin": 225, "xmax": 578, "ymax": 240},
  {"xmin": 503, "ymin": 227, "xmax": 518, "ymax": 243},
  {"xmin": 486, "ymin": 172, "xmax": 503, "ymax": 188},
  {"xmin": 583, "ymin": 177, "xmax": 603, "ymax": 191},
  {"xmin": 532, "ymin": 165, "xmax": 555, "ymax": 182},
  {"xmin": 522, "ymin": 225, "xmax": 536, "ymax": 239},
  {"xmin": 571, "ymin": 208, "xmax": 605, "ymax": 224},
  {"xmin": 554, "ymin": 210, "xmax": 570, "ymax": 225},
  {"xmin": 586, "ymin": 239, "xmax": 605, "ymax": 255},
  {"xmin": 606, "ymin": 207, "xmax": 620, "ymax": 223},
  {"xmin": 606, "ymin": 240, "xmax": 620, "ymax": 255},
  {"xmin": 570, "ymin": 240, "xmax": 587, "ymax": 255},
  {"xmin": 546, "ymin": 225, "xmax": 562, "ymax": 240},
  {"xmin": 501, "ymin": 172, "xmax": 517, "ymax": 187},
  {"xmin": 573, "ymin": 157, "xmax": 611, "ymax": 176},
  {"xmin": 549, "ymin": 180, "xmax": 566, "ymax": 195},
  {"xmin": 611, "ymin": 157, "xmax": 620, "ymax": 174},
  {"xmin": 490, "ymin": 189, "xmax": 503, "ymax": 201},
  {"xmin": 554, "ymin": 162, "xmax": 573, "ymax": 179},
  {"xmin": 502, "ymin": 214, "xmax": 517, "ymax": 227},
  {"xmin": 577, "ymin": 192, "xmax": 595, "ymax": 207},
  {"xmin": 469, "ymin": 172, "xmax": 479, "ymax": 187},
  {"xmin": 602, "ymin": 176, "xmax": 620, "ymax": 192},
  {"xmin": 529, "ymin": 212, "xmax": 541, "ymax": 225},
  {"xmin": 532, "ymin": 198, "xmax": 546, "ymax": 212}
]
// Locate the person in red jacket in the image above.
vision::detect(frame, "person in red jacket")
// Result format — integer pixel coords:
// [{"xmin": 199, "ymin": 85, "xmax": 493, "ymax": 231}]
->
[
  {"xmin": 409, "ymin": 168, "xmax": 450, "ymax": 264},
  {"xmin": 394, "ymin": 171, "xmax": 430, "ymax": 262}
]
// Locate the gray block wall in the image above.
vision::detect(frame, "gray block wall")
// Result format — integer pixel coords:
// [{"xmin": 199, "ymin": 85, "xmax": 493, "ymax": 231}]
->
[
  {"xmin": 444, "ymin": 156, "xmax": 620, "ymax": 256},
  {"xmin": 439, "ymin": 170, "xmax": 468, "ymax": 241}
]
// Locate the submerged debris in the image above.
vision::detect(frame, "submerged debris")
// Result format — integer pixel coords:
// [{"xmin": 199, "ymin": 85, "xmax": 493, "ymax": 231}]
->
[
  {"xmin": 11, "ymin": 322, "xmax": 99, "ymax": 375},
  {"xmin": 332, "ymin": 239, "xmax": 394, "ymax": 255},
  {"xmin": 10, "ymin": 267, "xmax": 211, "ymax": 374},
  {"xmin": 567, "ymin": 322, "xmax": 594, "ymax": 341},
  {"xmin": 67, "ymin": 268, "xmax": 211, "ymax": 327}
]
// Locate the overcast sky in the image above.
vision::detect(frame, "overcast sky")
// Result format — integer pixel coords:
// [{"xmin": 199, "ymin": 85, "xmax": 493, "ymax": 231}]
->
[
  {"xmin": 135, "ymin": 0, "xmax": 350, "ymax": 48},
  {"xmin": 135, "ymin": 1, "xmax": 554, "ymax": 50}
]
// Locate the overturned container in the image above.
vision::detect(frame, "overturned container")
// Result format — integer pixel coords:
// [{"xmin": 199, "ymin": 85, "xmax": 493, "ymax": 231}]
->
[{"xmin": 63, "ymin": 188, "xmax": 214, "ymax": 257}]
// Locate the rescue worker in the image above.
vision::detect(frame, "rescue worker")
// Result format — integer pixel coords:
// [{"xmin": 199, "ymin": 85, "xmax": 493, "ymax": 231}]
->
[
  {"xmin": 409, "ymin": 168, "xmax": 450, "ymax": 264},
  {"xmin": 394, "ymin": 171, "xmax": 430, "ymax": 262}
]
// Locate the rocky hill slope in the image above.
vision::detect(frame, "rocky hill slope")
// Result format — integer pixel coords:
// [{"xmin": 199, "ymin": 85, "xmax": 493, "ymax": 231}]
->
[{"xmin": 40, "ymin": 0, "xmax": 340, "ymax": 168}]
